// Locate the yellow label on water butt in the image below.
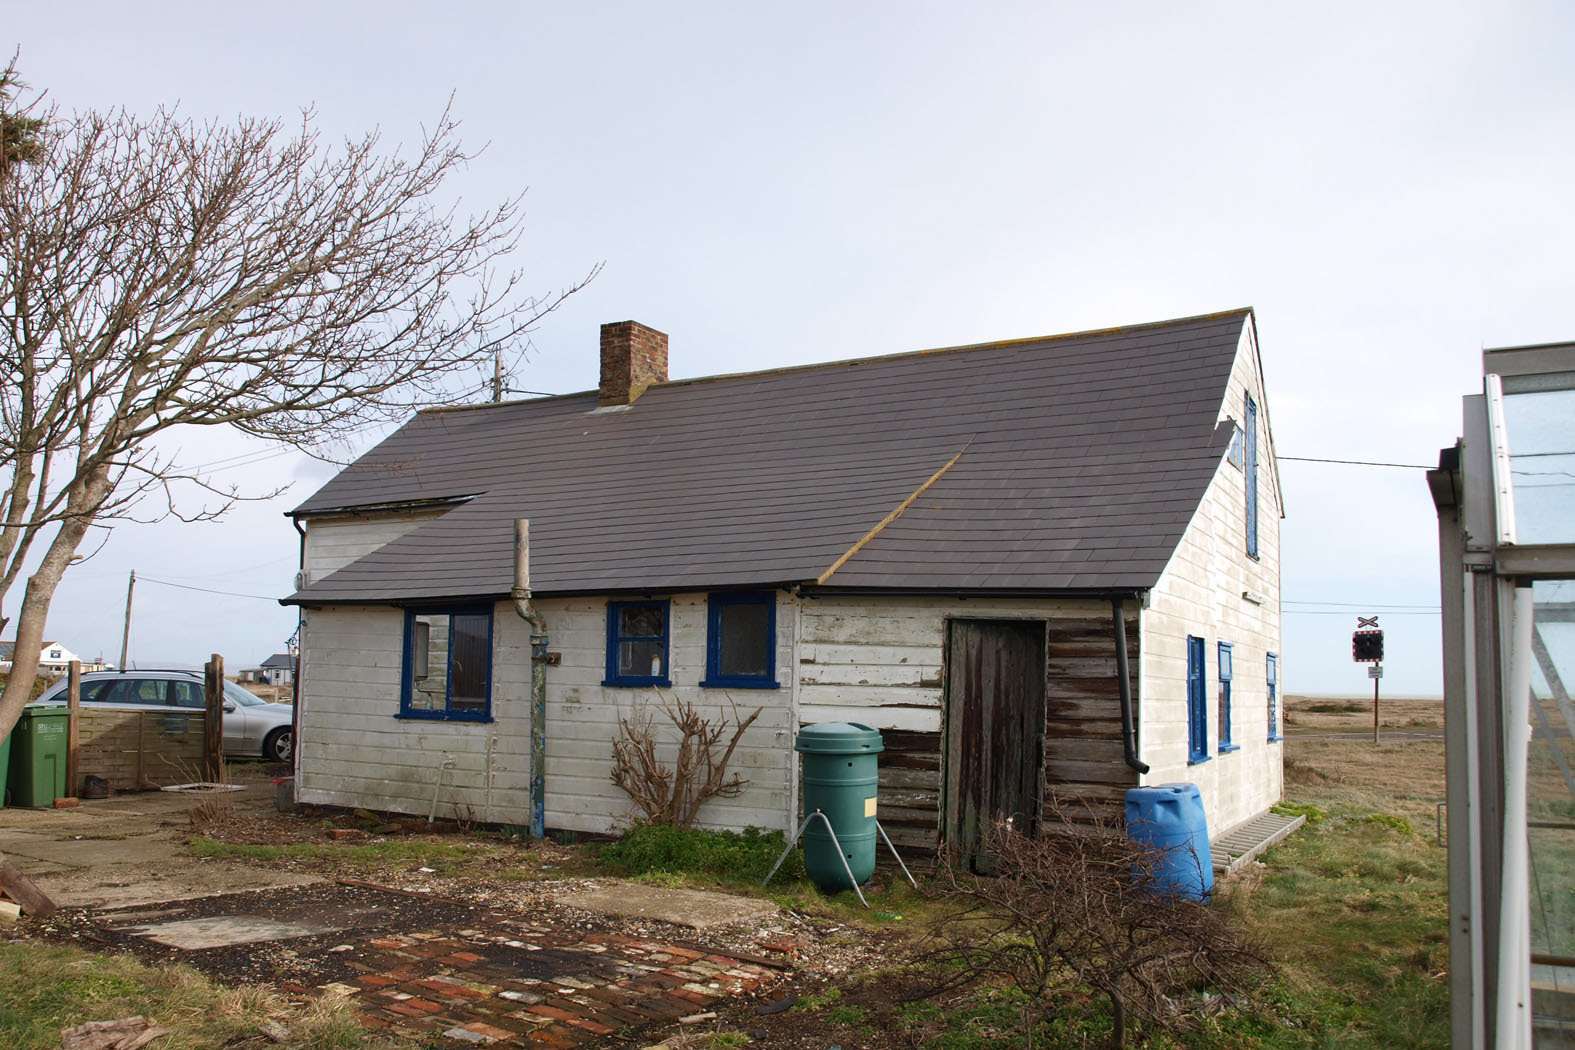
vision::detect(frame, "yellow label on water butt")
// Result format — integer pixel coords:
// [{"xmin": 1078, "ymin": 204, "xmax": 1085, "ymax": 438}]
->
[{"xmin": 864, "ymin": 797, "xmax": 877, "ymax": 818}]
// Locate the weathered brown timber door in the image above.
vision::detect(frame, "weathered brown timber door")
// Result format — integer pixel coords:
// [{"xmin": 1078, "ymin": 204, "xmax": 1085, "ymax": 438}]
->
[{"xmin": 944, "ymin": 618, "xmax": 1047, "ymax": 870}]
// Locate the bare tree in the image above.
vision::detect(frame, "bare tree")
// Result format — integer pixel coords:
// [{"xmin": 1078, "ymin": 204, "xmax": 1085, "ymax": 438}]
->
[
  {"xmin": 918, "ymin": 807, "xmax": 1266, "ymax": 1049},
  {"xmin": 0, "ymin": 77, "xmax": 597, "ymax": 738},
  {"xmin": 611, "ymin": 690, "xmax": 764, "ymax": 828}
]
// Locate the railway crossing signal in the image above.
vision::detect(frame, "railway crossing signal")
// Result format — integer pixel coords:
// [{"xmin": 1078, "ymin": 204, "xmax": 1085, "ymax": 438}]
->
[{"xmin": 1352, "ymin": 617, "xmax": 1384, "ymax": 743}]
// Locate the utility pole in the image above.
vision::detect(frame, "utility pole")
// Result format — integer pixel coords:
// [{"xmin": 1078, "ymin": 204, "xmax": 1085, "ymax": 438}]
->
[
  {"xmin": 1373, "ymin": 662, "xmax": 1381, "ymax": 744},
  {"xmin": 492, "ymin": 350, "xmax": 505, "ymax": 403},
  {"xmin": 119, "ymin": 570, "xmax": 135, "ymax": 670}
]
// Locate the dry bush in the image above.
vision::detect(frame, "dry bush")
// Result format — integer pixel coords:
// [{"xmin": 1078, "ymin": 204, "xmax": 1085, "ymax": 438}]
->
[
  {"xmin": 187, "ymin": 795, "xmax": 235, "ymax": 832},
  {"xmin": 610, "ymin": 690, "xmax": 763, "ymax": 828},
  {"xmin": 918, "ymin": 805, "xmax": 1268, "ymax": 1049}
]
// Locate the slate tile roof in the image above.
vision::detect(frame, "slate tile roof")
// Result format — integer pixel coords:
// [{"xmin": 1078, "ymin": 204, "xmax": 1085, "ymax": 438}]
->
[{"xmin": 285, "ymin": 309, "xmax": 1251, "ymax": 603}]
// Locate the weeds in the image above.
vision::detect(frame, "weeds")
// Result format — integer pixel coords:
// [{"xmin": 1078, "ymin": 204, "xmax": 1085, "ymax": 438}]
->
[
  {"xmin": 598, "ymin": 823, "xmax": 802, "ymax": 883},
  {"xmin": 1271, "ymin": 801, "xmax": 1328, "ymax": 825}
]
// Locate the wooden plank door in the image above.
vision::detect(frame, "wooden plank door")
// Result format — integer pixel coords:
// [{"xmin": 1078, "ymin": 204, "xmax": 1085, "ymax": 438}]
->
[{"xmin": 945, "ymin": 618, "xmax": 1048, "ymax": 871}]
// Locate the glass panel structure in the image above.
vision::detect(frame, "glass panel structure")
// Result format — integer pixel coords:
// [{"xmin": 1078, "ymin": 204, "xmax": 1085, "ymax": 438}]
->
[
  {"xmin": 1503, "ymin": 389, "xmax": 1575, "ymax": 545},
  {"xmin": 1529, "ymin": 580, "xmax": 1574, "ymax": 1012},
  {"xmin": 1434, "ymin": 340, "xmax": 1575, "ymax": 1048}
]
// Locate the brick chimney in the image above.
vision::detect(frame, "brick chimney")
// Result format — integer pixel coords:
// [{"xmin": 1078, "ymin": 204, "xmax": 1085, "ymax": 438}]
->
[{"xmin": 599, "ymin": 321, "xmax": 669, "ymax": 406}]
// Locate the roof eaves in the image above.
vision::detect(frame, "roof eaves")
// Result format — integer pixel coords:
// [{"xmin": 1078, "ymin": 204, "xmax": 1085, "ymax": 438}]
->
[{"xmin": 288, "ymin": 493, "xmax": 480, "ymax": 519}]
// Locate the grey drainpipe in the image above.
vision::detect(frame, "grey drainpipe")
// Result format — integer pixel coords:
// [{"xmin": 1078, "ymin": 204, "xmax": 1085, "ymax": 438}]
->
[
  {"xmin": 291, "ymin": 516, "xmax": 306, "ymax": 781},
  {"xmin": 510, "ymin": 519, "xmax": 549, "ymax": 838},
  {"xmin": 1111, "ymin": 596, "xmax": 1149, "ymax": 775}
]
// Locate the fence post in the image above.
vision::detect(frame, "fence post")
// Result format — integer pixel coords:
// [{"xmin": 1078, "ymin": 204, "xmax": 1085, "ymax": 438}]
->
[
  {"xmin": 203, "ymin": 654, "xmax": 224, "ymax": 783},
  {"xmin": 66, "ymin": 660, "xmax": 81, "ymax": 798}
]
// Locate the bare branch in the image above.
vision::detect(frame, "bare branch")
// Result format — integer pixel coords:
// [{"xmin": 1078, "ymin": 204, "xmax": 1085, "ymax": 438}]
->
[{"xmin": 0, "ymin": 91, "xmax": 593, "ymax": 738}]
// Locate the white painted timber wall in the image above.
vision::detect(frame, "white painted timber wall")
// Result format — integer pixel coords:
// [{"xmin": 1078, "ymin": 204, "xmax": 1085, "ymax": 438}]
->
[
  {"xmin": 296, "ymin": 591, "xmax": 797, "ymax": 834},
  {"xmin": 301, "ymin": 509, "xmax": 450, "ymax": 583},
  {"xmin": 541, "ymin": 591, "xmax": 797, "ymax": 835},
  {"xmin": 295, "ymin": 601, "xmax": 535, "ymax": 822},
  {"xmin": 1139, "ymin": 318, "xmax": 1284, "ymax": 835}
]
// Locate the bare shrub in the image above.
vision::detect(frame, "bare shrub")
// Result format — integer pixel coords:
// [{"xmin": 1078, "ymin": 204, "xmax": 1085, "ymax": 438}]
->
[
  {"xmin": 918, "ymin": 805, "xmax": 1267, "ymax": 1049},
  {"xmin": 188, "ymin": 793, "xmax": 235, "ymax": 832},
  {"xmin": 610, "ymin": 690, "xmax": 763, "ymax": 828}
]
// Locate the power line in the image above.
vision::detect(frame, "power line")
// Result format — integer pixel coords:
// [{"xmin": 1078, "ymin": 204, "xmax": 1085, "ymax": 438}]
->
[
  {"xmin": 1279, "ymin": 455, "xmax": 1432, "ymax": 469},
  {"xmin": 138, "ymin": 576, "xmax": 280, "ymax": 602},
  {"xmin": 1285, "ymin": 609, "xmax": 1440, "ymax": 616},
  {"xmin": 1284, "ymin": 600, "xmax": 1441, "ymax": 609}
]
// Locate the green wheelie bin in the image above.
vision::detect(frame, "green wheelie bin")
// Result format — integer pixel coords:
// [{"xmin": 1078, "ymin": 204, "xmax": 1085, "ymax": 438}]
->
[
  {"xmin": 7, "ymin": 704, "xmax": 69, "ymax": 807},
  {"xmin": 0, "ymin": 724, "xmax": 12, "ymax": 807},
  {"xmin": 796, "ymin": 722, "xmax": 883, "ymax": 893}
]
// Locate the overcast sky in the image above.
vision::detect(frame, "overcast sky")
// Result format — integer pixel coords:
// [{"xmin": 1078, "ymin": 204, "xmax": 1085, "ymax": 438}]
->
[{"xmin": 9, "ymin": 1, "xmax": 1573, "ymax": 693}]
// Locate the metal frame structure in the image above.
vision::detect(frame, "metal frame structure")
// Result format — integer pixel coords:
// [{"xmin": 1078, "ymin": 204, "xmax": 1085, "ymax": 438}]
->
[
  {"xmin": 1429, "ymin": 340, "xmax": 1575, "ymax": 1048},
  {"xmin": 760, "ymin": 809, "xmax": 918, "ymax": 908}
]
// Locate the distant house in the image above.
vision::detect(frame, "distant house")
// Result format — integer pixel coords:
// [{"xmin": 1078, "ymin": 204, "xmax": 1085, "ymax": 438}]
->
[
  {"xmin": 0, "ymin": 640, "xmax": 99, "ymax": 676},
  {"xmin": 239, "ymin": 653, "xmax": 295, "ymax": 687},
  {"xmin": 282, "ymin": 310, "xmax": 1284, "ymax": 852}
]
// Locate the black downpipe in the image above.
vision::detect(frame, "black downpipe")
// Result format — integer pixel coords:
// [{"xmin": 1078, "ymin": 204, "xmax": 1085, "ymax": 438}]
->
[{"xmin": 1112, "ymin": 597, "xmax": 1149, "ymax": 774}]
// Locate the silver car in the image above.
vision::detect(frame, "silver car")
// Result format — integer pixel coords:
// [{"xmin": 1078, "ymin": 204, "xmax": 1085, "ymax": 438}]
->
[{"xmin": 35, "ymin": 670, "xmax": 294, "ymax": 762}]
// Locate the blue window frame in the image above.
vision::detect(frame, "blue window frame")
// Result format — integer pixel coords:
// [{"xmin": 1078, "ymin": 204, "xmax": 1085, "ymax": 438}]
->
[
  {"xmin": 702, "ymin": 591, "xmax": 779, "ymax": 689},
  {"xmin": 1186, "ymin": 635, "xmax": 1208, "ymax": 764},
  {"xmin": 1217, "ymin": 641, "xmax": 1237, "ymax": 752},
  {"xmin": 604, "ymin": 600, "xmax": 671, "ymax": 687},
  {"xmin": 1245, "ymin": 393, "xmax": 1260, "ymax": 558},
  {"xmin": 400, "ymin": 606, "xmax": 493, "ymax": 721},
  {"xmin": 1267, "ymin": 652, "xmax": 1280, "ymax": 742}
]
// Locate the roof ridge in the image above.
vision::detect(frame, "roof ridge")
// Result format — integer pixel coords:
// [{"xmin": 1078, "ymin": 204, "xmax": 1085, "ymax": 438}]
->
[{"xmin": 419, "ymin": 306, "xmax": 1253, "ymax": 416}]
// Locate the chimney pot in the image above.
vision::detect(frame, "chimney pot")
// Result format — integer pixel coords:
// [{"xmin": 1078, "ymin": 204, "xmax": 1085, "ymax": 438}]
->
[{"xmin": 599, "ymin": 321, "xmax": 669, "ymax": 406}]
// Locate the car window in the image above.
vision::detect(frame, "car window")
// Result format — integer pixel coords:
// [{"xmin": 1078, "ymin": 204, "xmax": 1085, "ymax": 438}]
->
[
  {"xmin": 223, "ymin": 682, "xmax": 266, "ymax": 707},
  {"xmin": 169, "ymin": 681, "xmax": 204, "ymax": 709},
  {"xmin": 99, "ymin": 679, "xmax": 168, "ymax": 705},
  {"xmin": 79, "ymin": 680, "xmax": 117, "ymax": 703}
]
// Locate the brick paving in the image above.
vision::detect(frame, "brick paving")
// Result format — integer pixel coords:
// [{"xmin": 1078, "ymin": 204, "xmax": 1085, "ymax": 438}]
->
[{"xmin": 331, "ymin": 921, "xmax": 787, "ymax": 1046}]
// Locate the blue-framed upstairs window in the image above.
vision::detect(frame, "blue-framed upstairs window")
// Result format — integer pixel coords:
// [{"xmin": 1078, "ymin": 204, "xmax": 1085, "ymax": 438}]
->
[
  {"xmin": 1266, "ymin": 652, "xmax": 1280, "ymax": 742},
  {"xmin": 604, "ymin": 600, "xmax": 671, "ymax": 687},
  {"xmin": 703, "ymin": 591, "xmax": 778, "ymax": 689},
  {"xmin": 1245, "ymin": 393, "xmax": 1260, "ymax": 558},
  {"xmin": 1186, "ymin": 635, "xmax": 1208, "ymax": 764},
  {"xmin": 1217, "ymin": 641, "xmax": 1236, "ymax": 752},
  {"xmin": 400, "ymin": 606, "xmax": 493, "ymax": 721}
]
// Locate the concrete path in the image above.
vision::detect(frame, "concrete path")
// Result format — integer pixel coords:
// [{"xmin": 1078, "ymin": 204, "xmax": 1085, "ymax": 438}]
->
[
  {"xmin": 558, "ymin": 882, "xmax": 778, "ymax": 930},
  {"xmin": 0, "ymin": 773, "xmax": 321, "ymax": 908}
]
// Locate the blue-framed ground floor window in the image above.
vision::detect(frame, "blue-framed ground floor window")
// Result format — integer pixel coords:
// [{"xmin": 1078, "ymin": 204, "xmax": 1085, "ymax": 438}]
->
[
  {"xmin": 1217, "ymin": 641, "xmax": 1237, "ymax": 752},
  {"xmin": 1267, "ymin": 652, "xmax": 1280, "ymax": 742},
  {"xmin": 1187, "ymin": 635, "xmax": 1208, "ymax": 763},
  {"xmin": 401, "ymin": 606, "xmax": 493, "ymax": 721},
  {"xmin": 604, "ymin": 599, "xmax": 672, "ymax": 687},
  {"xmin": 703, "ymin": 591, "xmax": 778, "ymax": 688}
]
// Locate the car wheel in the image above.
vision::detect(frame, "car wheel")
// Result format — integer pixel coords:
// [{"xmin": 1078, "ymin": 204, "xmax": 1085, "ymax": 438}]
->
[{"xmin": 264, "ymin": 728, "xmax": 293, "ymax": 763}]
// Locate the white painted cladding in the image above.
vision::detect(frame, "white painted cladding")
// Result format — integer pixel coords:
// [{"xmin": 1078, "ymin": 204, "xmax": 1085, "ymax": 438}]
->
[
  {"xmin": 296, "ymin": 593, "xmax": 796, "ymax": 834},
  {"xmin": 301, "ymin": 509, "xmax": 450, "ymax": 584},
  {"xmin": 1138, "ymin": 318, "xmax": 1284, "ymax": 835}
]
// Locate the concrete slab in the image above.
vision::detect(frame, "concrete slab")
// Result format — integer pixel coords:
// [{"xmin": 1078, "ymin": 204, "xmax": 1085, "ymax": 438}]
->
[
  {"xmin": 121, "ymin": 914, "xmax": 344, "ymax": 949},
  {"xmin": 0, "ymin": 832, "xmax": 181, "ymax": 868},
  {"xmin": 559, "ymin": 882, "xmax": 778, "ymax": 929},
  {"xmin": 31, "ymin": 863, "xmax": 323, "ymax": 910}
]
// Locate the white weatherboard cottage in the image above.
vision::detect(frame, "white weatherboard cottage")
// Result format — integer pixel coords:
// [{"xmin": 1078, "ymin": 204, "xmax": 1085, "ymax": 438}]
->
[{"xmin": 283, "ymin": 310, "xmax": 1283, "ymax": 853}]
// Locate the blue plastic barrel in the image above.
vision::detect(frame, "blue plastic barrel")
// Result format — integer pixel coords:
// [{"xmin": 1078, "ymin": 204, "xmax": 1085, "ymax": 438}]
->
[{"xmin": 1124, "ymin": 784, "xmax": 1213, "ymax": 901}]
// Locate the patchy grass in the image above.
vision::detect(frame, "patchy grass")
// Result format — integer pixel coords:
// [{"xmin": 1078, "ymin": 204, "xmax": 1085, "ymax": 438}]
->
[
  {"xmin": 187, "ymin": 835, "xmax": 529, "ymax": 879},
  {"xmin": 1232, "ymin": 696, "xmax": 1450, "ymax": 1049},
  {"xmin": 0, "ymin": 941, "xmax": 414, "ymax": 1050}
]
